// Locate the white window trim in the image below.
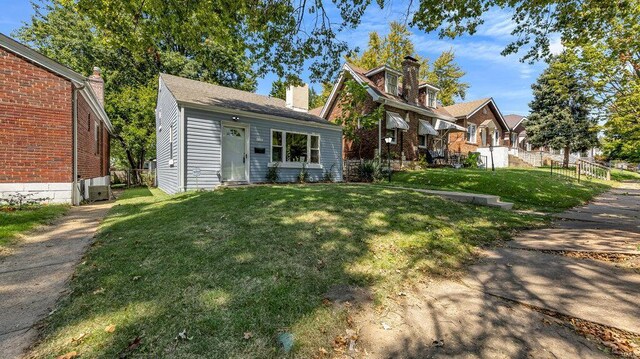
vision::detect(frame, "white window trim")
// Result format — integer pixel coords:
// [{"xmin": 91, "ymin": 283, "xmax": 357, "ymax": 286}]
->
[
  {"xmin": 493, "ymin": 129, "xmax": 500, "ymax": 146},
  {"xmin": 269, "ymin": 129, "xmax": 323, "ymax": 169},
  {"xmin": 385, "ymin": 128, "xmax": 397, "ymax": 144},
  {"xmin": 418, "ymin": 134, "xmax": 427, "ymax": 148},
  {"xmin": 385, "ymin": 73, "xmax": 398, "ymax": 96},
  {"xmin": 427, "ymin": 90, "xmax": 437, "ymax": 108},
  {"xmin": 466, "ymin": 123, "xmax": 477, "ymax": 144}
]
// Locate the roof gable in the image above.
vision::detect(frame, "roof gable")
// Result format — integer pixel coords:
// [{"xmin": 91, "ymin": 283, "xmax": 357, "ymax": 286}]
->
[
  {"xmin": 443, "ymin": 98, "xmax": 508, "ymax": 130},
  {"xmin": 504, "ymin": 114, "xmax": 527, "ymax": 130},
  {"xmin": 319, "ymin": 62, "xmax": 455, "ymax": 121}
]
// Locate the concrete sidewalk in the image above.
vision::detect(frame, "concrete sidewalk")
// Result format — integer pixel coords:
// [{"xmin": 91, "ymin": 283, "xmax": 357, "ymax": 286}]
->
[
  {"xmin": 464, "ymin": 181, "xmax": 640, "ymax": 333},
  {"xmin": 360, "ymin": 182, "xmax": 640, "ymax": 358},
  {"xmin": 0, "ymin": 202, "xmax": 113, "ymax": 359}
]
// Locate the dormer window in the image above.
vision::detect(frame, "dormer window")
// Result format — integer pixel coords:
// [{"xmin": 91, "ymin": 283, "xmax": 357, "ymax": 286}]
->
[
  {"xmin": 427, "ymin": 90, "xmax": 437, "ymax": 108},
  {"xmin": 385, "ymin": 73, "xmax": 398, "ymax": 96}
]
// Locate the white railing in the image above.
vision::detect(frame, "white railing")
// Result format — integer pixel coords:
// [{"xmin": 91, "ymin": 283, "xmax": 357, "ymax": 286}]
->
[{"xmin": 577, "ymin": 159, "xmax": 611, "ymax": 181}]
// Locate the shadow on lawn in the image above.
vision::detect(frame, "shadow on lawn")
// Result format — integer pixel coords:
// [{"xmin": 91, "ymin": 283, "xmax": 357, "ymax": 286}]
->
[{"xmin": 31, "ymin": 185, "xmax": 551, "ymax": 358}]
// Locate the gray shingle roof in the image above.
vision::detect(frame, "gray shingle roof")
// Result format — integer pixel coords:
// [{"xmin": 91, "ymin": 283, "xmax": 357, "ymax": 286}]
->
[
  {"xmin": 160, "ymin": 73, "xmax": 338, "ymax": 126},
  {"xmin": 504, "ymin": 114, "xmax": 526, "ymax": 129}
]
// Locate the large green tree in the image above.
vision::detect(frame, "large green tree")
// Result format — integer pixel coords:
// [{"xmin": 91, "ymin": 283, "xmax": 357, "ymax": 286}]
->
[
  {"xmin": 527, "ymin": 51, "xmax": 598, "ymax": 167},
  {"xmin": 16, "ymin": 0, "xmax": 370, "ymax": 170},
  {"xmin": 347, "ymin": 22, "xmax": 468, "ymax": 106}
]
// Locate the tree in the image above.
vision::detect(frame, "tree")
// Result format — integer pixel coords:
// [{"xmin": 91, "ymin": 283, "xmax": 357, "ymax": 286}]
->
[
  {"xmin": 17, "ymin": 0, "xmax": 373, "ymax": 171},
  {"xmin": 269, "ymin": 80, "xmax": 287, "ymax": 100},
  {"xmin": 601, "ymin": 80, "xmax": 640, "ymax": 162},
  {"xmin": 527, "ymin": 51, "xmax": 598, "ymax": 167},
  {"xmin": 334, "ymin": 79, "xmax": 384, "ymax": 158},
  {"xmin": 347, "ymin": 22, "xmax": 468, "ymax": 105}
]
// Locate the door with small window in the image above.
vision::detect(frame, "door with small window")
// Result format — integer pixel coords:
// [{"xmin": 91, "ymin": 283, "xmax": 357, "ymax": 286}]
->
[{"xmin": 221, "ymin": 126, "xmax": 247, "ymax": 181}]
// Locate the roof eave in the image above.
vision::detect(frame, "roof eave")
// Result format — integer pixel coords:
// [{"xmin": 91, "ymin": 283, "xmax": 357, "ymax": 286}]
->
[{"xmin": 176, "ymin": 100, "xmax": 342, "ymax": 131}]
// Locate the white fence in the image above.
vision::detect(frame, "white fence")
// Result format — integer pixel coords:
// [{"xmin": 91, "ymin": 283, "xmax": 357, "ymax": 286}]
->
[{"xmin": 477, "ymin": 147, "xmax": 509, "ymax": 168}]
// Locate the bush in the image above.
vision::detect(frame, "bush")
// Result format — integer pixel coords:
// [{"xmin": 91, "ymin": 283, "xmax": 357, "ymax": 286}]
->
[
  {"xmin": 464, "ymin": 152, "xmax": 480, "ymax": 168},
  {"xmin": 359, "ymin": 159, "xmax": 383, "ymax": 182},
  {"xmin": 266, "ymin": 162, "xmax": 280, "ymax": 183},
  {"xmin": 298, "ymin": 163, "xmax": 310, "ymax": 183}
]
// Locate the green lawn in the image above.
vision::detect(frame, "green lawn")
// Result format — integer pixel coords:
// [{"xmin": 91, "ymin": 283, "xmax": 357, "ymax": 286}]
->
[
  {"xmin": 31, "ymin": 185, "xmax": 545, "ymax": 358},
  {"xmin": 0, "ymin": 204, "xmax": 68, "ymax": 248},
  {"xmin": 388, "ymin": 168, "xmax": 611, "ymax": 212},
  {"xmin": 610, "ymin": 168, "xmax": 640, "ymax": 182}
]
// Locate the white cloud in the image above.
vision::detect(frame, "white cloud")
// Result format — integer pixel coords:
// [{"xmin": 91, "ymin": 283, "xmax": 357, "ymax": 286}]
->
[{"xmin": 474, "ymin": 9, "xmax": 517, "ymax": 38}]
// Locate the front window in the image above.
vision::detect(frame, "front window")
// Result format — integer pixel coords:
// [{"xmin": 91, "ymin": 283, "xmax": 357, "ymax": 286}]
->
[
  {"xmin": 385, "ymin": 73, "xmax": 398, "ymax": 96},
  {"xmin": 466, "ymin": 124, "xmax": 477, "ymax": 143},
  {"xmin": 418, "ymin": 134, "xmax": 427, "ymax": 148},
  {"xmin": 271, "ymin": 130, "xmax": 320, "ymax": 164},
  {"xmin": 428, "ymin": 90, "xmax": 436, "ymax": 107},
  {"xmin": 386, "ymin": 128, "xmax": 397, "ymax": 144}
]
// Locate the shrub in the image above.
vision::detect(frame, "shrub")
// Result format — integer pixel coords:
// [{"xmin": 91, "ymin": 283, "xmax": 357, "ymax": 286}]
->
[
  {"xmin": 464, "ymin": 152, "xmax": 480, "ymax": 168},
  {"xmin": 298, "ymin": 163, "xmax": 310, "ymax": 183},
  {"xmin": 359, "ymin": 159, "xmax": 383, "ymax": 182},
  {"xmin": 266, "ymin": 162, "xmax": 280, "ymax": 183}
]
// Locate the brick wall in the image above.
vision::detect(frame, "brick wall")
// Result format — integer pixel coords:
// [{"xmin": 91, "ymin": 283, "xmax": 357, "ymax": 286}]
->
[
  {"xmin": 0, "ymin": 48, "xmax": 73, "ymax": 183},
  {"xmin": 325, "ymin": 82, "xmax": 428, "ymax": 161},
  {"xmin": 447, "ymin": 103, "xmax": 508, "ymax": 154},
  {"xmin": 77, "ymin": 94, "xmax": 110, "ymax": 180}
]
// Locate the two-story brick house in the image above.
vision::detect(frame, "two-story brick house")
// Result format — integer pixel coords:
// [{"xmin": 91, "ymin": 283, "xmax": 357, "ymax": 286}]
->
[
  {"xmin": 319, "ymin": 56, "xmax": 466, "ymax": 164},
  {"xmin": 0, "ymin": 33, "xmax": 112, "ymax": 204}
]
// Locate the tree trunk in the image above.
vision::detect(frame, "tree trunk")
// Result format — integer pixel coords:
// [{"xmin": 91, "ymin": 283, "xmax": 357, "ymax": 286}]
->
[
  {"xmin": 563, "ymin": 145, "xmax": 571, "ymax": 168},
  {"xmin": 116, "ymin": 135, "xmax": 143, "ymax": 183}
]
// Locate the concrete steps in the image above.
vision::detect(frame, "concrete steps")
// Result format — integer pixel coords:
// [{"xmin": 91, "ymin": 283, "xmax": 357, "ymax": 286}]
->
[
  {"xmin": 383, "ymin": 186, "xmax": 514, "ymax": 210},
  {"xmin": 508, "ymin": 154, "xmax": 533, "ymax": 168}
]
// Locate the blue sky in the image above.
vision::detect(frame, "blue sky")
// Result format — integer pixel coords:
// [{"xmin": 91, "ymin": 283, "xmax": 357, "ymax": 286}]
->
[{"xmin": 0, "ymin": 0, "xmax": 559, "ymax": 115}]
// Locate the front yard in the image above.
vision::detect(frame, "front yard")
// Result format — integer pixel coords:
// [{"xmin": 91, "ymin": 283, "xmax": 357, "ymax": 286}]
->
[
  {"xmin": 0, "ymin": 204, "xmax": 68, "ymax": 249},
  {"xmin": 388, "ymin": 167, "xmax": 611, "ymax": 212},
  {"xmin": 30, "ymin": 185, "xmax": 544, "ymax": 358}
]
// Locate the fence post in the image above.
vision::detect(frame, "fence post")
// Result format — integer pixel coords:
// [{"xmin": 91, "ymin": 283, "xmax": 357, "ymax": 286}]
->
[
  {"xmin": 577, "ymin": 161, "xmax": 580, "ymax": 182},
  {"xmin": 550, "ymin": 161, "xmax": 553, "ymax": 176}
]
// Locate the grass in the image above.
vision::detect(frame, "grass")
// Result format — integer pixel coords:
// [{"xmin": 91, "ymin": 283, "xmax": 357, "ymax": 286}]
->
[
  {"xmin": 387, "ymin": 167, "xmax": 611, "ymax": 212},
  {"xmin": 610, "ymin": 169, "xmax": 640, "ymax": 182},
  {"xmin": 0, "ymin": 204, "xmax": 68, "ymax": 248},
  {"xmin": 31, "ymin": 185, "xmax": 545, "ymax": 358}
]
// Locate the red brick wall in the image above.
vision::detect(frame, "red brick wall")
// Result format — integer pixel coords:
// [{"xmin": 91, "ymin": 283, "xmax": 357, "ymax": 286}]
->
[
  {"xmin": 77, "ymin": 94, "xmax": 110, "ymax": 179},
  {"xmin": 325, "ymin": 83, "xmax": 427, "ymax": 161},
  {"xmin": 0, "ymin": 48, "xmax": 73, "ymax": 183},
  {"xmin": 447, "ymin": 103, "xmax": 507, "ymax": 154}
]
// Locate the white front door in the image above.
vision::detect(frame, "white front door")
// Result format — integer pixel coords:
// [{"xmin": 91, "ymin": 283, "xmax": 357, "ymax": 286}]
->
[{"xmin": 222, "ymin": 125, "xmax": 247, "ymax": 181}]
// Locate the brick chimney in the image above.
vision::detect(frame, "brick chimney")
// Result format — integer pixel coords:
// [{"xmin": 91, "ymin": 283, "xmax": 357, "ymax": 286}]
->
[
  {"xmin": 401, "ymin": 56, "xmax": 420, "ymax": 105},
  {"xmin": 87, "ymin": 66, "xmax": 104, "ymax": 107},
  {"xmin": 285, "ymin": 84, "xmax": 309, "ymax": 112}
]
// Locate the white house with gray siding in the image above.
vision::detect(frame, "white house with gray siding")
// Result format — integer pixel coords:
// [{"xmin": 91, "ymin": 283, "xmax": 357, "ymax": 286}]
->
[{"xmin": 155, "ymin": 74, "xmax": 343, "ymax": 194}]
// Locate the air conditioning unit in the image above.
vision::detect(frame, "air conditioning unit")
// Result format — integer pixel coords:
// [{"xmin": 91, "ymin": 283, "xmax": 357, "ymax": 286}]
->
[{"xmin": 88, "ymin": 185, "xmax": 110, "ymax": 202}]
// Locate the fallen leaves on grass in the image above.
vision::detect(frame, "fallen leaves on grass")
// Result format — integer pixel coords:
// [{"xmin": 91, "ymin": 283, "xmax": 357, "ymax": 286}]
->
[
  {"xmin": 243, "ymin": 331, "xmax": 253, "ymax": 340},
  {"xmin": 176, "ymin": 329, "xmax": 193, "ymax": 341},
  {"xmin": 70, "ymin": 333, "xmax": 88, "ymax": 345},
  {"xmin": 104, "ymin": 324, "xmax": 116, "ymax": 333},
  {"xmin": 56, "ymin": 351, "xmax": 78, "ymax": 359}
]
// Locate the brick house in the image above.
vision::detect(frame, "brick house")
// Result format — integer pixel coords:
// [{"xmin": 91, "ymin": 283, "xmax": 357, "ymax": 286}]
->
[
  {"xmin": 318, "ymin": 56, "xmax": 466, "ymax": 164},
  {"xmin": 0, "ymin": 34, "xmax": 112, "ymax": 205},
  {"xmin": 443, "ymin": 98, "xmax": 511, "ymax": 167},
  {"xmin": 504, "ymin": 114, "xmax": 529, "ymax": 152}
]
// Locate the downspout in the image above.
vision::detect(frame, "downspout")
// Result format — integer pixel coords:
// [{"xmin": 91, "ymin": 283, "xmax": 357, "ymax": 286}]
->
[
  {"xmin": 72, "ymin": 84, "xmax": 84, "ymax": 205},
  {"xmin": 378, "ymin": 118, "xmax": 382, "ymax": 164}
]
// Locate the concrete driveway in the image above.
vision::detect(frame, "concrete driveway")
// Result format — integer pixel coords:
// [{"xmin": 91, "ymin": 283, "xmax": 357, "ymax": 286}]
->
[{"xmin": 0, "ymin": 201, "xmax": 113, "ymax": 359}]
